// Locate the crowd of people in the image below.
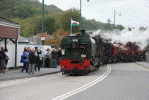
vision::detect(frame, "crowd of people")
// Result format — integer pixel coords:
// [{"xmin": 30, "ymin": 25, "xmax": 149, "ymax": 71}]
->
[
  {"xmin": 0, "ymin": 46, "xmax": 62, "ymax": 74},
  {"xmin": 20, "ymin": 47, "xmax": 62, "ymax": 74},
  {"xmin": 0, "ymin": 46, "xmax": 9, "ymax": 73},
  {"xmin": 45, "ymin": 48, "xmax": 62, "ymax": 68}
]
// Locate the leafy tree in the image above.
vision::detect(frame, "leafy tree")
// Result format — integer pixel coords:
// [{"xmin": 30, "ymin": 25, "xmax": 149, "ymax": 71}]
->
[
  {"xmin": 139, "ymin": 26, "xmax": 146, "ymax": 31},
  {"xmin": 0, "ymin": 0, "xmax": 62, "ymax": 19},
  {"xmin": 45, "ymin": 29, "xmax": 69, "ymax": 46},
  {"xmin": 117, "ymin": 25, "xmax": 124, "ymax": 30},
  {"xmin": 31, "ymin": 15, "xmax": 56, "ymax": 35},
  {"xmin": 58, "ymin": 8, "xmax": 80, "ymax": 33}
]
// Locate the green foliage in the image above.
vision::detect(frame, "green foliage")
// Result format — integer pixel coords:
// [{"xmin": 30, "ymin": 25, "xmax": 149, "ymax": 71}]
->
[
  {"xmin": 11, "ymin": 18, "xmax": 33, "ymax": 37},
  {"xmin": 139, "ymin": 26, "xmax": 146, "ymax": 31},
  {"xmin": 2, "ymin": 0, "xmax": 125, "ymax": 38},
  {"xmin": 0, "ymin": 0, "xmax": 62, "ymax": 19},
  {"xmin": 58, "ymin": 8, "xmax": 80, "ymax": 33},
  {"xmin": 117, "ymin": 25, "xmax": 124, "ymax": 30}
]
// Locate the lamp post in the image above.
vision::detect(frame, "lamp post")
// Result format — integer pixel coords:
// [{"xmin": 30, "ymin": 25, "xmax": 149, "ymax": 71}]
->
[
  {"xmin": 42, "ymin": 0, "xmax": 45, "ymax": 45},
  {"xmin": 80, "ymin": 0, "xmax": 89, "ymax": 30}
]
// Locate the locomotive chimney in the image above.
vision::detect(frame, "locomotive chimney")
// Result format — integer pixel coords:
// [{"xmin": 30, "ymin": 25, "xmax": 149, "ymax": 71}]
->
[{"xmin": 80, "ymin": 30, "xmax": 85, "ymax": 36}]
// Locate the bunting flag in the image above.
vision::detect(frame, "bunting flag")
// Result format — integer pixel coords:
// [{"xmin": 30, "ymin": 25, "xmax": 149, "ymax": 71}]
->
[{"xmin": 71, "ymin": 20, "xmax": 79, "ymax": 26}]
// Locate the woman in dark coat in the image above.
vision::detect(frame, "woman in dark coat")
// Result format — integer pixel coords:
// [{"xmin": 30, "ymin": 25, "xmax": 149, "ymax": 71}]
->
[{"xmin": 0, "ymin": 47, "xmax": 6, "ymax": 73}]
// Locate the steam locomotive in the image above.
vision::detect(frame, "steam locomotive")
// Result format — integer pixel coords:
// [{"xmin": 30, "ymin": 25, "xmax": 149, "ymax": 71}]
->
[{"xmin": 60, "ymin": 30, "xmax": 145, "ymax": 75}]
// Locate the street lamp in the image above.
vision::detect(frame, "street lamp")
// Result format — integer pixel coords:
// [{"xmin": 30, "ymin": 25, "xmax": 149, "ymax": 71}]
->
[
  {"xmin": 42, "ymin": 0, "xmax": 45, "ymax": 45},
  {"xmin": 80, "ymin": 0, "xmax": 89, "ymax": 30}
]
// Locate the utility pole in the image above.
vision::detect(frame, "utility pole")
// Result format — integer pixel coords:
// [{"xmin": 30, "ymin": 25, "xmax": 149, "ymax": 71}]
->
[
  {"xmin": 114, "ymin": 10, "xmax": 121, "ymax": 29},
  {"xmin": 42, "ymin": 0, "xmax": 45, "ymax": 45},
  {"xmin": 114, "ymin": 10, "xmax": 115, "ymax": 29}
]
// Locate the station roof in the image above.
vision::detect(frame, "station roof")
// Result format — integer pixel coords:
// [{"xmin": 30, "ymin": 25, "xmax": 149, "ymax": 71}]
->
[{"xmin": 0, "ymin": 17, "xmax": 20, "ymax": 39}]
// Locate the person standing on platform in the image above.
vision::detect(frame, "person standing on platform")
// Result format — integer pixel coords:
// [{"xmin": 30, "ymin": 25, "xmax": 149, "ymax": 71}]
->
[
  {"xmin": 57, "ymin": 48, "xmax": 62, "ymax": 65},
  {"xmin": 51, "ymin": 48, "xmax": 58, "ymax": 68},
  {"xmin": 35, "ymin": 47, "xmax": 42, "ymax": 71},
  {"xmin": 28, "ymin": 48, "xmax": 38, "ymax": 75},
  {"xmin": 21, "ymin": 47, "xmax": 29, "ymax": 73},
  {"xmin": 0, "ymin": 47, "xmax": 6, "ymax": 73},
  {"xmin": 45, "ymin": 48, "xmax": 51, "ymax": 68},
  {"xmin": 4, "ymin": 48, "xmax": 9, "ymax": 71}
]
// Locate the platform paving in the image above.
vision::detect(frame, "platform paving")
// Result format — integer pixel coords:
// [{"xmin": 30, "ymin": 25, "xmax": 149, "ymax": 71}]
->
[{"xmin": 0, "ymin": 65, "xmax": 61, "ymax": 81}]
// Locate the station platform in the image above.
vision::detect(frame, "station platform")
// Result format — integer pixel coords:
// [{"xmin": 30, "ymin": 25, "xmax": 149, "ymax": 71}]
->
[{"xmin": 0, "ymin": 65, "xmax": 61, "ymax": 81}]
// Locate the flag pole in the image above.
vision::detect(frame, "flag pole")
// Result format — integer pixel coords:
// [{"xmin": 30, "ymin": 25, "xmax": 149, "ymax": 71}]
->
[{"xmin": 70, "ymin": 18, "xmax": 72, "ymax": 35}]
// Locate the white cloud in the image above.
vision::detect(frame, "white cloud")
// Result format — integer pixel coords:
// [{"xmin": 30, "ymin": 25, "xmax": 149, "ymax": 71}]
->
[{"xmin": 39, "ymin": 0, "xmax": 149, "ymax": 28}]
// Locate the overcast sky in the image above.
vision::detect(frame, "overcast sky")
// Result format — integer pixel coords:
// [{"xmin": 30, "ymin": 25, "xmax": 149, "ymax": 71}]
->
[{"xmin": 38, "ymin": 0, "xmax": 149, "ymax": 28}]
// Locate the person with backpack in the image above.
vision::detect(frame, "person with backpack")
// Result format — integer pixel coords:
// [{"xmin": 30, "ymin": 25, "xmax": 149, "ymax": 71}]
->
[
  {"xmin": 21, "ymin": 47, "xmax": 29, "ymax": 73},
  {"xmin": 0, "ymin": 46, "xmax": 6, "ymax": 73}
]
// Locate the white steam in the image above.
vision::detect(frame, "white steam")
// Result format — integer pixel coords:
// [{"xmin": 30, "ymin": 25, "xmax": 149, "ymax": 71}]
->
[{"xmin": 92, "ymin": 28, "xmax": 149, "ymax": 50}]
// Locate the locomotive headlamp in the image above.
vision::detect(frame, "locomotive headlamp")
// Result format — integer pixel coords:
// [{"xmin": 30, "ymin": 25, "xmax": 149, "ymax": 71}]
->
[
  {"xmin": 73, "ymin": 39, "xmax": 78, "ymax": 42},
  {"xmin": 62, "ymin": 66, "xmax": 66, "ymax": 68},
  {"xmin": 62, "ymin": 49, "xmax": 65, "ymax": 55}
]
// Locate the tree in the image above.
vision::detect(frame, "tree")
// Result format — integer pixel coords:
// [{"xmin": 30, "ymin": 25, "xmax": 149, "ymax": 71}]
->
[
  {"xmin": 117, "ymin": 25, "xmax": 124, "ymax": 30},
  {"xmin": 139, "ymin": 26, "xmax": 146, "ymax": 31},
  {"xmin": 45, "ymin": 29, "xmax": 69, "ymax": 46},
  {"xmin": 32, "ymin": 15, "xmax": 56, "ymax": 35},
  {"xmin": 107, "ymin": 19, "xmax": 111, "ymax": 24},
  {"xmin": 128, "ymin": 27, "xmax": 132, "ymax": 31},
  {"xmin": 58, "ymin": 8, "xmax": 80, "ymax": 33}
]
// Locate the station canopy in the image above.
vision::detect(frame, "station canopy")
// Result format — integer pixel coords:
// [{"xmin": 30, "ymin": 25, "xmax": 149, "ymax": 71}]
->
[{"xmin": 0, "ymin": 17, "xmax": 20, "ymax": 39}]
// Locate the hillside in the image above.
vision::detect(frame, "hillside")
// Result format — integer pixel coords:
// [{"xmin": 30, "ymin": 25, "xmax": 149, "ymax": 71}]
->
[
  {"xmin": 0, "ymin": 0, "xmax": 63, "ymax": 19},
  {"xmin": 0, "ymin": 0, "xmax": 124, "ymax": 38}
]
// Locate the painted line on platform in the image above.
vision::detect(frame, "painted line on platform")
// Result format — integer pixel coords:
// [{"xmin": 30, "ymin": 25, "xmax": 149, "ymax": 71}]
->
[
  {"xmin": 52, "ymin": 64, "xmax": 111, "ymax": 100},
  {"xmin": 0, "ymin": 78, "xmax": 36, "ymax": 88}
]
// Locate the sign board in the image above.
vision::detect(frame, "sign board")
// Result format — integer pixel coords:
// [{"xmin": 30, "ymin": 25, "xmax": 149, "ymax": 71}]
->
[
  {"xmin": 39, "ymin": 54, "xmax": 45, "ymax": 58},
  {"xmin": 37, "ymin": 38, "xmax": 40, "ymax": 45},
  {"xmin": 41, "ymin": 37, "xmax": 45, "ymax": 40}
]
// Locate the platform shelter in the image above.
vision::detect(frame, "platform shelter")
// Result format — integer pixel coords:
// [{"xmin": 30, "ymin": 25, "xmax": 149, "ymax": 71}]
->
[{"xmin": 0, "ymin": 17, "xmax": 20, "ymax": 67}]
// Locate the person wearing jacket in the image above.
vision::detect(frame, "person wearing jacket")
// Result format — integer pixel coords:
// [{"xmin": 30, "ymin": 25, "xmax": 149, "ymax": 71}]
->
[
  {"xmin": 0, "ymin": 47, "xmax": 6, "ymax": 73},
  {"xmin": 21, "ymin": 47, "xmax": 29, "ymax": 73},
  {"xmin": 28, "ymin": 48, "xmax": 38, "ymax": 74},
  {"xmin": 4, "ymin": 48, "xmax": 9, "ymax": 71},
  {"xmin": 34, "ymin": 47, "xmax": 42, "ymax": 71},
  {"xmin": 51, "ymin": 48, "xmax": 58, "ymax": 68},
  {"xmin": 45, "ymin": 48, "xmax": 51, "ymax": 68},
  {"xmin": 57, "ymin": 48, "xmax": 62, "ymax": 65}
]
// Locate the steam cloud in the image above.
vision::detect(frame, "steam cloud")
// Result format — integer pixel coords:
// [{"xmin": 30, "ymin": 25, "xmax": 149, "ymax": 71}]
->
[{"xmin": 92, "ymin": 28, "xmax": 149, "ymax": 50}]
